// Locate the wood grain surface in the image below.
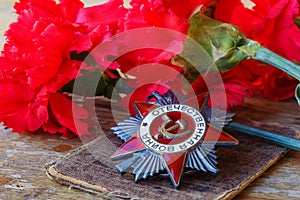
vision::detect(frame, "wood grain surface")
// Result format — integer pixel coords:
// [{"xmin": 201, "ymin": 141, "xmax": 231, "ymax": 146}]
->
[
  {"xmin": 0, "ymin": 97, "xmax": 299, "ymax": 200},
  {"xmin": 0, "ymin": 1, "xmax": 300, "ymax": 199}
]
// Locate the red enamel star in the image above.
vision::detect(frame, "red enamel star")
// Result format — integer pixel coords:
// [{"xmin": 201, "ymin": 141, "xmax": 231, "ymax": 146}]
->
[{"xmin": 111, "ymin": 93, "xmax": 238, "ymax": 188}]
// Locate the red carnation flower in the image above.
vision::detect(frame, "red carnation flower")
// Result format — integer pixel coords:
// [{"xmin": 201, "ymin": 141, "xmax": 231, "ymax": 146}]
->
[
  {"xmin": 214, "ymin": 0, "xmax": 300, "ymax": 101},
  {"xmin": 79, "ymin": 0, "xmax": 214, "ymax": 76},
  {"xmin": 188, "ymin": 63, "xmax": 254, "ymax": 110},
  {"xmin": 81, "ymin": 0, "xmax": 216, "ymax": 111},
  {"xmin": 4, "ymin": 0, "xmax": 295, "ymax": 137},
  {"xmin": 0, "ymin": 0, "xmax": 218, "ymax": 136},
  {"xmin": 0, "ymin": 0, "xmax": 91, "ymax": 137}
]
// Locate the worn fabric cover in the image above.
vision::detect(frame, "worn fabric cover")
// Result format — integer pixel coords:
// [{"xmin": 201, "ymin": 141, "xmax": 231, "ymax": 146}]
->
[{"xmin": 45, "ymin": 97, "xmax": 299, "ymax": 200}]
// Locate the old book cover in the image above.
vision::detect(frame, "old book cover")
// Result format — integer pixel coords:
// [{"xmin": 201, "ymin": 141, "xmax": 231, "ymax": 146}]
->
[{"xmin": 45, "ymin": 97, "xmax": 299, "ymax": 200}]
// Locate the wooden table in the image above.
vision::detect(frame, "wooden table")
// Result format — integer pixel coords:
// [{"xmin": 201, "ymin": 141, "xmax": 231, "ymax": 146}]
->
[
  {"xmin": 0, "ymin": 1, "xmax": 300, "ymax": 199},
  {"xmin": 0, "ymin": 97, "xmax": 299, "ymax": 200}
]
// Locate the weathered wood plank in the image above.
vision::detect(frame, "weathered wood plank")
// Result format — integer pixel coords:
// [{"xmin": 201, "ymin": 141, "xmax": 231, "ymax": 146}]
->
[
  {"xmin": 0, "ymin": 0, "xmax": 300, "ymax": 199},
  {"xmin": 0, "ymin": 96, "xmax": 299, "ymax": 200},
  {"xmin": 233, "ymin": 97, "xmax": 300, "ymax": 200}
]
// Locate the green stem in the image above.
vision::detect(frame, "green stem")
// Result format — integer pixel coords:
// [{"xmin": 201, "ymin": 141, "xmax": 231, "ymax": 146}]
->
[
  {"xmin": 254, "ymin": 46, "xmax": 300, "ymax": 81},
  {"xmin": 225, "ymin": 122, "xmax": 300, "ymax": 151}
]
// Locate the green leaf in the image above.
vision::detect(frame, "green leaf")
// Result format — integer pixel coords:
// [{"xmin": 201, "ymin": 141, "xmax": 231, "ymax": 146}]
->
[
  {"xmin": 62, "ymin": 68, "xmax": 124, "ymax": 99},
  {"xmin": 294, "ymin": 16, "xmax": 300, "ymax": 29},
  {"xmin": 176, "ymin": 12, "xmax": 300, "ymax": 94},
  {"xmin": 296, "ymin": 84, "xmax": 300, "ymax": 106}
]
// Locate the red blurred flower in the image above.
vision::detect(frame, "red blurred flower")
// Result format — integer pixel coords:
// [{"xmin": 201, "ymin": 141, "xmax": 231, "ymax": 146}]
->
[
  {"xmin": 75, "ymin": 0, "xmax": 128, "ymax": 48},
  {"xmin": 0, "ymin": 0, "xmax": 91, "ymax": 137},
  {"xmin": 2, "ymin": 0, "xmax": 297, "ymax": 137},
  {"xmin": 214, "ymin": 0, "xmax": 300, "ymax": 100},
  {"xmin": 81, "ymin": 0, "xmax": 216, "ymax": 112},
  {"xmin": 1, "ymin": 0, "xmax": 217, "ymax": 136},
  {"xmin": 79, "ymin": 0, "xmax": 215, "ymax": 77},
  {"xmin": 188, "ymin": 63, "xmax": 254, "ymax": 110},
  {"xmin": 126, "ymin": 0, "xmax": 213, "ymax": 32},
  {"xmin": 122, "ymin": 0, "xmax": 215, "ymax": 64}
]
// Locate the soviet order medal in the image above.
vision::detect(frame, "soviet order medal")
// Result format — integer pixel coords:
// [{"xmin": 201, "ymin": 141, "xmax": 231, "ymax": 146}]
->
[{"xmin": 111, "ymin": 92, "xmax": 238, "ymax": 188}]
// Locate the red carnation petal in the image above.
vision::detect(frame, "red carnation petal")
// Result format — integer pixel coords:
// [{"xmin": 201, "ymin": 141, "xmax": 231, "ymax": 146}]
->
[
  {"xmin": 58, "ymin": 0, "xmax": 84, "ymax": 22},
  {"xmin": 46, "ymin": 60, "xmax": 90, "ymax": 93},
  {"xmin": 0, "ymin": 80, "xmax": 46, "ymax": 133},
  {"xmin": 263, "ymin": 69, "xmax": 299, "ymax": 101},
  {"xmin": 76, "ymin": 0, "xmax": 126, "ymax": 31},
  {"xmin": 49, "ymin": 93, "xmax": 88, "ymax": 136}
]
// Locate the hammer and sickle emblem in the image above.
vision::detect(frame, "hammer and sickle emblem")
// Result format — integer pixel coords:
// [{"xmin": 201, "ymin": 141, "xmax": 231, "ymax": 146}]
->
[{"xmin": 154, "ymin": 114, "xmax": 192, "ymax": 139}]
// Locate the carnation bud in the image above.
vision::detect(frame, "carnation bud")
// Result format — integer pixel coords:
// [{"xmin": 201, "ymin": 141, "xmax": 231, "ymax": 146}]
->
[
  {"xmin": 175, "ymin": 13, "xmax": 260, "ymax": 78},
  {"xmin": 175, "ymin": 13, "xmax": 300, "ymax": 102}
]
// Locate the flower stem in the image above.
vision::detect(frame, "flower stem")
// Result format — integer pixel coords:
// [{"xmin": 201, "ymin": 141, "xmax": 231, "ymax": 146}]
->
[
  {"xmin": 225, "ymin": 122, "xmax": 300, "ymax": 151},
  {"xmin": 254, "ymin": 46, "xmax": 300, "ymax": 81}
]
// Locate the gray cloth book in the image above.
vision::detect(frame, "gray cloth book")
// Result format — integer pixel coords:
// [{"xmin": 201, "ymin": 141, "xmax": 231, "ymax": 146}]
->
[{"xmin": 45, "ymin": 97, "xmax": 299, "ymax": 200}]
